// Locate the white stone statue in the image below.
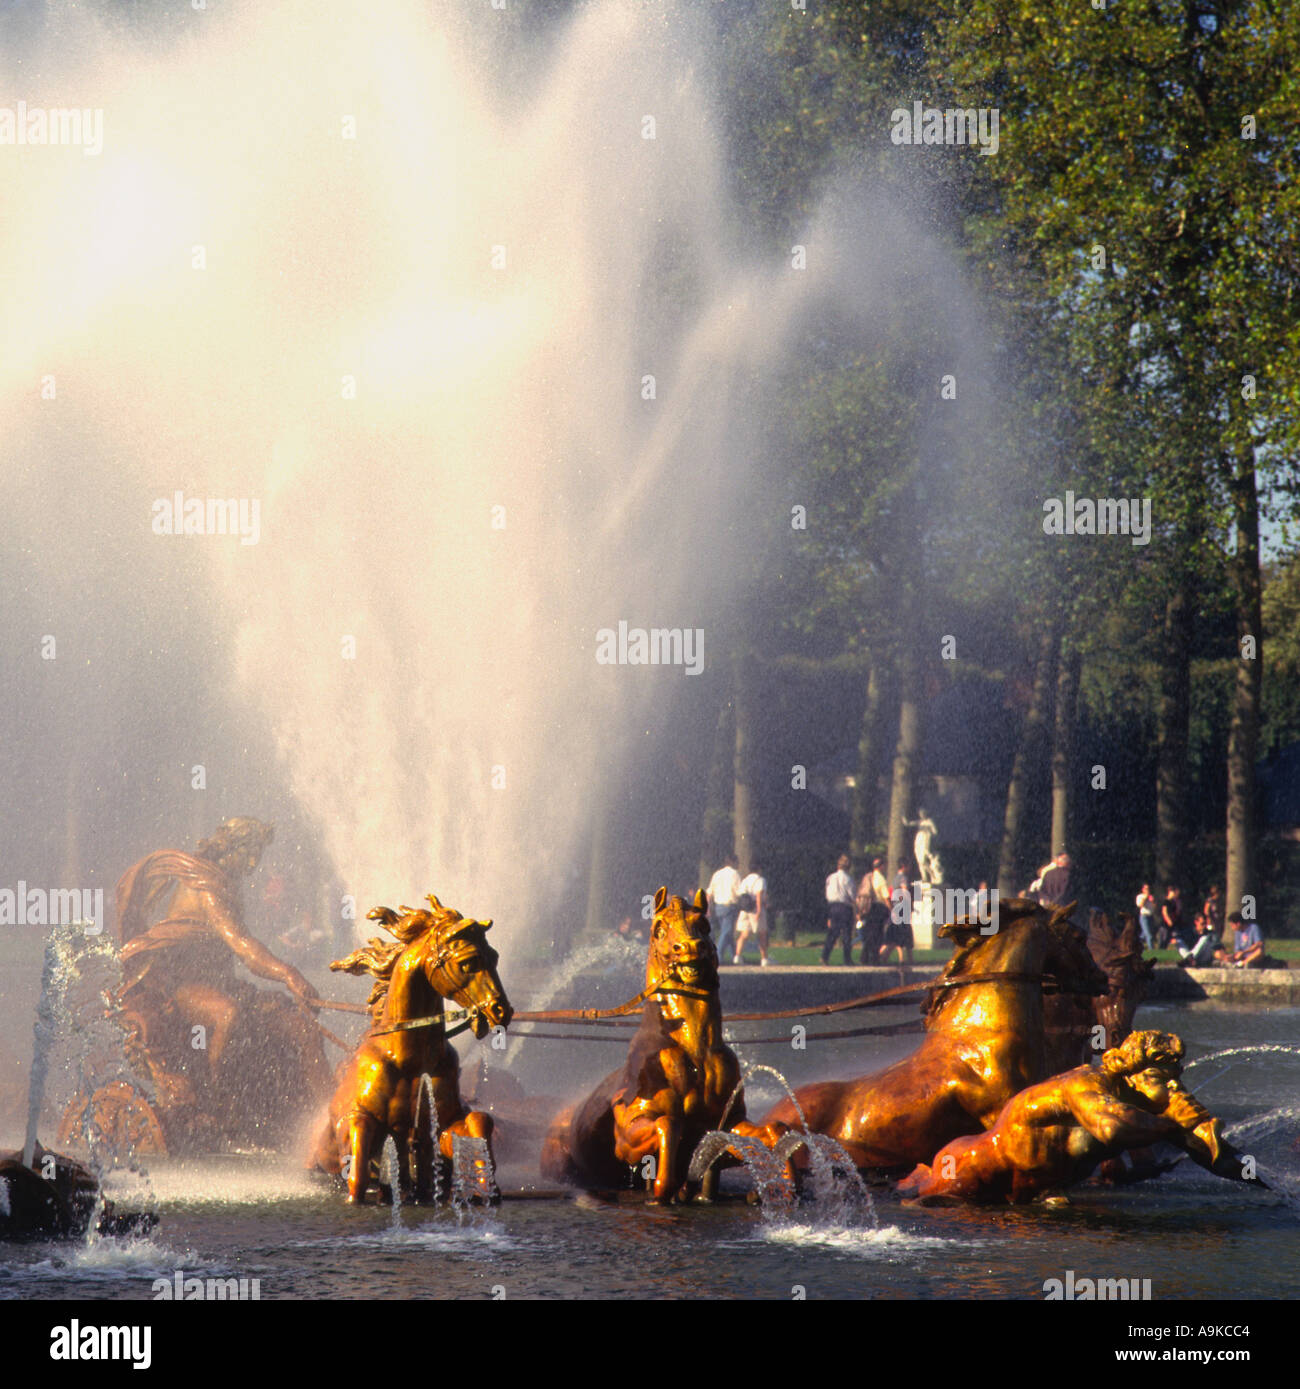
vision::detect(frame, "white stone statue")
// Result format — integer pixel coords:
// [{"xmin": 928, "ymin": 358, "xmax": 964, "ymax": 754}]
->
[{"xmin": 904, "ymin": 810, "xmax": 939, "ymax": 884}]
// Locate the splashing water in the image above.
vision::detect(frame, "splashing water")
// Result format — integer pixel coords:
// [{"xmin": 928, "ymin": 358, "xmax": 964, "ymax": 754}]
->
[
  {"xmin": 718, "ymin": 1063, "xmax": 810, "ymax": 1135},
  {"xmin": 23, "ymin": 924, "xmax": 158, "ymax": 1239},
  {"xmin": 501, "ymin": 934, "xmax": 643, "ymax": 1070},
  {"xmin": 1182, "ymin": 1044, "xmax": 1300, "ymax": 1092},
  {"xmin": 687, "ymin": 1132, "xmax": 795, "ymax": 1214},
  {"xmin": 1224, "ymin": 1105, "xmax": 1300, "ymax": 1150},
  {"xmin": 26, "ymin": 925, "xmax": 155, "ymax": 1163},
  {"xmin": 382, "ymin": 1136, "xmax": 403, "ymax": 1230},
  {"xmin": 450, "ymin": 1135, "xmax": 499, "ymax": 1219},
  {"xmin": 1215, "ymin": 1104, "xmax": 1300, "ymax": 1217},
  {"xmin": 415, "ymin": 1074, "xmax": 443, "ymax": 1206},
  {"xmin": 781, "ymin": 1133, "xmax": 879, "ymax": 1230},
  {"xmin": 695, "ymin": 1061, "xmax": 873, "ymax": 1226}
]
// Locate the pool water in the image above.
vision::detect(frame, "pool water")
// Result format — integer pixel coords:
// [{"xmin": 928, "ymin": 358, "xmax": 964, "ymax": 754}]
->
[{"xmin": 3, "ymin": 1003, "xmax": 1297, "ymax": 1301}]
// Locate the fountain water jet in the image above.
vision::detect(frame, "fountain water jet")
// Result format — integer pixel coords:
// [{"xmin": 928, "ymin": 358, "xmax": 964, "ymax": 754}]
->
[
  {"xmin": 381, "ymin": 1136, "xmax": 403, "ymax": 1230},
  {"xmin": 414, "ymin": 1074, "xmax": 443, "ymax": 1206}
]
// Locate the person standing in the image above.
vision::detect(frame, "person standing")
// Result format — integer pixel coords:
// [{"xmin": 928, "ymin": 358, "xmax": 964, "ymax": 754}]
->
[
  {"xmin": 733, "ymin": 861, "xmax": 770, "ymax": 966},
  {"xmin": 1135, "ymin": 883, "xmax": 1157, "ymax": 951},
  {"xmin": 706, "ymin": 853, "xmax": 742, "ymax": 964},
  {"xmin": 1036, "ymin": 853, "xmax": 1072, "ymax": 907},
  {"xmin": 1160, "ymin": 887, "xmax": 1183, "ymax": 951},
  {"xmin": 856, "ymin": 857, "xmax": 890, "ymax": 965},
  {"xmin": 822, "ymin": 853, "xmax": 856, "ymax": 966},
  {"xmin": 1202, "ymin": 884, "xmax": 1223, "ymax": 939}
]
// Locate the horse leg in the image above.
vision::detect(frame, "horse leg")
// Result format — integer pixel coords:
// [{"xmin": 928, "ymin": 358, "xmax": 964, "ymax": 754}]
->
[
  {"xmin": 650, "ymin": 1115, "xmax": 680, "ymax": 1204},
  {"xmin": 697, "ymin": 1162, "xmax": 719, "ymax": 1203},
  {"xmin": 344, "ymin": 1112, "xmax": 378, "ymax": 1205},
  {"xmin": 614, "ymin": 1108, "xmax": 671, "ymax": 1198}
]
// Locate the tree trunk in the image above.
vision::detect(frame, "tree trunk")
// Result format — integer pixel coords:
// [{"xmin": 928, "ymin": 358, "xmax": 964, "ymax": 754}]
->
[
  {"xmin": 698, "ymin": 686, "xmax": 734, "ymax": 887},
  {"xmin": 997, "ymin": 621, "xmax": 1059, "ymax": 897},
  {"xmin": 1226, "ymin": 452, "xmax": 1262, "ymax": 922},
  {"xmin": 1155, "ymin": 581, "xmax": 1192, "ymax": 896},
  {"xmin": 1051, "ymin": 641, "xmax": 1081, "ymax": 858},
  {"xmin": 733, "ymin": 650, "xmax": 756, "ymax": 876},
  {"xmin": 850, "ymin": 657, "xmax": 883, "ymax": 858},
  {"xmin": 886, "ymin": 645, "xmax": 921, "ymax": 881}
]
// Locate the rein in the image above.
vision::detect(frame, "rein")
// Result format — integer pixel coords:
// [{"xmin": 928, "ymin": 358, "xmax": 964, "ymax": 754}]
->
[
  {"xmin": 311, "ymin": 959, "xmax": 1095, "ymax": 1046},
  {"xmin": 511, "ymin": 974, "xmax": 713, "ymax": 1024},
  {"xmin": 513, "ymin": 968, "xmax": 1078, "ymax": 1028},
  {"xmin": 367, "ymin": 1008, "xmax": 478, "ymax": 1040}
]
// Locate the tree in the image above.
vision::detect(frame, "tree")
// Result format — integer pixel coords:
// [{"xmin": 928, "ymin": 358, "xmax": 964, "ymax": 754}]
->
[{"xmin": 934, "ymin": 0, "xmax": 1300, "ymax": 916}]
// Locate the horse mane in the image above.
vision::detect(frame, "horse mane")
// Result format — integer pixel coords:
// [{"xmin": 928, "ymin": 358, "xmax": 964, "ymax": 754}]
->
[
  {"xmin": 330, "ymin": 893, "xmax": 481, "ymax": 1026},
  {"xmin": 923, "ymin": 897, "xmax": 1061, "ymax": 1023}
]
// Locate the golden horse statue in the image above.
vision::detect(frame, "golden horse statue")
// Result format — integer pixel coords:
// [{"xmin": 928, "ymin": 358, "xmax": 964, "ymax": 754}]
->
[
  {"xmin": 897, "ymin": 1030, "xmax": 1258, "ymax": 1204},
  {"xmin": 541, "ymin": 887, "xmax": 787, "ymax": 1203},
  {"xmin": 309, "ymin": 894, "xmax": 512, "ymax": 1204},
  {"xmin": 762, "ymin": 898, "xmax": 1108, "ymax": 1169},
  {"xmin": 1043, "ymin": 910, "xmax": 1156, "ymax": 1075}
]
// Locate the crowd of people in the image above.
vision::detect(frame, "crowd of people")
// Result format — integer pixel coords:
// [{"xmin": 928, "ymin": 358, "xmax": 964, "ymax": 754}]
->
[
  {"xmin": 1134, "ymin": 881, "xmax": 1267, "ymax": 968},
  {"xmin": 819, "ymin": 852, "xmax": 916, "ymax": 967},
  {"xmin": 703, "ymin": 849, "xmax": 910, "ymax": 967},
  {"xmin": 705, "ymin": 853, "xmax": 773, "ymax": 966},
  {"xmin": 624, "ymin": 850, "xmax": 1277, "ymax": 972}
]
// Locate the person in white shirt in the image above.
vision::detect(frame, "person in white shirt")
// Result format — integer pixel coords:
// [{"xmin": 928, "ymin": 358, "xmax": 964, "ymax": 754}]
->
[
  {"xmin": 706, "ymin": 853, "xmax": 742, "ymax": 963},
  {"xmin": 1135, "ymin": 884, "xmax": 1157, "ymax": 951},
  {"xmin": 855, "ymin": 857, "xmax": 891, "ymax": 964},
  {"xmin": 733, "ymin": 864, "xmax": 770, "ymax": 966},
  {"xmin": 822, "ymin": 853, "xmax": 856, "ymax": 966}
]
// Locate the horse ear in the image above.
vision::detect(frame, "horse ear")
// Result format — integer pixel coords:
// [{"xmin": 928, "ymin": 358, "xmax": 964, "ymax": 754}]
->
[
  {"xmin": 693, "ymin": 888, "xmax": 708, "ymax": 912},
  {"xmin": 480, "ymin": 918, "xmax": 493, "ymax": 931},
  {"xmin": 654, "ymin": 886, "xmax": 668, "ymax": 912},
  {"xmin": 425, "ymin": 893, "xmax": 443, "ymax": 911},
  {"xmin": 1050, "ymin": 901, "xmax": 1078, "ymax": 928},
  {"xmin": 939, "ymin": 920, "xmax": 983, "ymax": 945}
]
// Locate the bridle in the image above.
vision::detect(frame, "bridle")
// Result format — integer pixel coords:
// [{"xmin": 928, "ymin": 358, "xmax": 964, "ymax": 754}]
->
[{"xmin": 368, "ymin": 926, "xmax": 501, "ymax": 1040}]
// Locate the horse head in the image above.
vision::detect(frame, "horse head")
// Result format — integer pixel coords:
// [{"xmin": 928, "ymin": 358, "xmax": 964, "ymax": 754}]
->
[
  {"xmin": 1039, "ymin": 901, "xmax": 1109, "ymax": 999},
  {"xmin": 647, "ymin": 886, "xmax": 718, "ymax": 993},
  {"xmin": 929, "ymin": 897, "xmax": 1105, "ymax": 1026},
  {"xmin": 418, "ymin": 895, "xmax": 513, "ymax": 1039}
]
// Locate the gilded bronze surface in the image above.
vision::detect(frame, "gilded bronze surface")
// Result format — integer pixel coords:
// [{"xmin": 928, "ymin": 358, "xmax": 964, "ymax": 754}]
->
[
  {"xmin": 61, "ymin": 818, "xmax": 331, "ymax": 1154},
  {"xmin": 541, "ymin": 887, "xmax": 786, "ymax": 1203},
  {"xmin": 1044, "ymin": 910, "xmax": 1156, "ymax": 1073},
  {"xmin": 896, "ymin": 1030, "xmax": 1254, "ymax": 1204},
  {"xmin": 309, "ymin": 894, "xmax": 512, "ymax": 1204},
  {"xmin": 761, "ymin": 899, "xmax": 1108, "ymax": 1169}
]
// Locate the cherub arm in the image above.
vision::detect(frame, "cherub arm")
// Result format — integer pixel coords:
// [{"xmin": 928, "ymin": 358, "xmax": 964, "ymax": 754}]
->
[
  {"xmin": 1066, "ymin": 1082, "xmax": 1182, "ymax": 1151},
  {"xmin": 1161, "ymin": 1083, "xmax": 1259, "ymax": 1183}
]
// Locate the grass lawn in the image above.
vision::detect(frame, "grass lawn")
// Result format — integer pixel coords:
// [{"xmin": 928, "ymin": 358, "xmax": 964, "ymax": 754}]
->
[
  {"xmin": 1143, "ymin": 938, "xmax": 1299, "ymax": 966},
  {"xmin": 755, "ymin": 937, "xmax": 1300, "ymax": 969},
  {"xmin": 747, "ymin": 939, "xmax": 953, "ymax": 967}
]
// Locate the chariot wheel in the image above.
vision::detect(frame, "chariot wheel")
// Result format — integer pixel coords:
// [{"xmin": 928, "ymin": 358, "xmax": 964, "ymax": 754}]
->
[{"xmin": 59, "ymin": 1082, "xmax": 168, "ymax": 1158}]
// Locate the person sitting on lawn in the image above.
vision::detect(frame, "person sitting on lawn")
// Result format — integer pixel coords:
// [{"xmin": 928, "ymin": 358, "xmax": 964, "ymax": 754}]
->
[
  {"xmin": 1178, "ymin": 910, "xmax": 1219, "ymax": 967},
  {"xmin": 1221, "ymin": 911, "xmax": 1265, "ymax": 969}
]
